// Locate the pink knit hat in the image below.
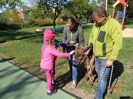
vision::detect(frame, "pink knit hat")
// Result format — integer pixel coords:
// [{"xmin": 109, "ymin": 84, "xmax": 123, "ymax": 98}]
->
[{"xmin": 43, "ymin": 28, "xmax": 55, "ymax": 41}]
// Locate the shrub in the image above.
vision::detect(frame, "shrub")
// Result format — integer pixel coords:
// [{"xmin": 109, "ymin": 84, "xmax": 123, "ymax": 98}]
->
[
  {"xmin": 33, "ymin": 18, "xmax": 53, "ymax": 26},
  {"xmin": 56, "ymin": 21, "xmax": 66, "ymax": 25},
  {"xmin": 0, "ymin": 22, "xmax": 8, "ymax": 30},
  {"xmin": 8, "ymin": 23, "xmax": 21, "ymax": 29},
  {"xmin": 0, "ymin": 22, "xmax": 21, "ymax": 30},
  {"xmin": 20, "ymin": 20, "xmax": 34, "ymax": 28}
]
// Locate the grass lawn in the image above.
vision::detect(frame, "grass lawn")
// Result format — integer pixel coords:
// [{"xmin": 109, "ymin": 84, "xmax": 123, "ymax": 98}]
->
[{"xmin": 0, "ymin": 23, "xmax": 133, "ymax": 99}]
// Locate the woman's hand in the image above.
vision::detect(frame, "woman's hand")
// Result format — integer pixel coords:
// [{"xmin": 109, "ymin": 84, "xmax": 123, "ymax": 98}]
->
[
  {"xmin": 70, "ymin": 41, "xmax": 76, "ymax": 44},
  {"xmin": 70, "ymin": 50, "xmax": 75, "ymax": 55}
]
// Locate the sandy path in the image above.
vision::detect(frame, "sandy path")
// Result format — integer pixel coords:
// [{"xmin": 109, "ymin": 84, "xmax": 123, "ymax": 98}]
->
[{"xmin": 122, "ymin": 28, "xmax": 133, "ymax": 38}]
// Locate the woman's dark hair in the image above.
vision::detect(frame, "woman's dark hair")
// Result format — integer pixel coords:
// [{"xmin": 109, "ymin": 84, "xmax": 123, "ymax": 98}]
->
[{"xmin": 67, "ymin": 17, "xmax": 78, "ymax": 25}]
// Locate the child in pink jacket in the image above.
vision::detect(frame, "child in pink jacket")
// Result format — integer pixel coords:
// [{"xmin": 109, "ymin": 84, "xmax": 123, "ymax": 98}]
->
[{"xmin": 40, "ymin": 29, "xmax": 74, "ymax": 96}]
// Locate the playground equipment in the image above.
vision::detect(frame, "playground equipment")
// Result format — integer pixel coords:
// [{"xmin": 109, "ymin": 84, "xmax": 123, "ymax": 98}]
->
[
  {"xmin": 36, "ymin": 26, "xmax": 64, "ymax": 32},
  {"xmin": 112, "ymin": 0, "xmax": 128, "ymax": 29}
]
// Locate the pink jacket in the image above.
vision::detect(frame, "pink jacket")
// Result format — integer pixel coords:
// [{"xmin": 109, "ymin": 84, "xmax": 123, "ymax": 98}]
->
[{"xmin": 40, "ymin": 44, "xmax": 70, "ymax": 70}]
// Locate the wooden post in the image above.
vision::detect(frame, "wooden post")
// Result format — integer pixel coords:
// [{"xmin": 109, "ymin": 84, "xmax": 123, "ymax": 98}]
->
[
  {"xmin": 112, "ymin": 7, "xmax": 115, "ymax": 18},
  {"xmin": 122, "ymin": 6, "xmax": 126, "ymax": 29},
  {"xmin": 105, "ymin": 0, "xmax": 108, "ymax": 11}
]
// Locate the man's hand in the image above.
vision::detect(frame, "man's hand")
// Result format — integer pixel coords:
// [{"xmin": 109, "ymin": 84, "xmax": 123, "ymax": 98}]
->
[
  {"xmin": 84, "ymin": 50, "xmax": 90, "ymax": 55},
  {"xmin": 106, "ymin": 60, "xmax": 113, "ymax": 67}
]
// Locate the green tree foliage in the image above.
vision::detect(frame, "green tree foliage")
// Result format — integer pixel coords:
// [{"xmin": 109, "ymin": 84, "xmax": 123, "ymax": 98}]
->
[
  {"xmin": 9, "ymin": 10, "xmax": 20, "ymax": 24},
  {"xmin": 38, "ymin": 0, "xmax": 67, "ymax": 32},
  {"xmin": 28, "ymin": 5, "xmax": 53, "ymax": 26},
  {"xmin": 3, "ymin": 9, "xmax": 23, "ymax": 24},
  {"xmin": 64, "ymin": 0, "xmax": 97, "ymax": 23},
  {"xmin": 0, "ymin": 0, "xmax": 22, "ymax": 10},
  {"xmin": 64, "ymin": 0, "xmax": 85, "ymax": 22},
  {"xmin": 0, "ymin": 0, "xmax": 27, "ymax": 27},
  {"xmin": 1, "ymin": 10, "xmax": 10, "ymax": 24},
  {"xmin": 126, "ymin": 0, "xmax": 133, "ymax": 19},
  {"xmin": 85, "ymin": 0, "xmax": 97, "ymax": 23},
  {"xmin": 29, "ymin": 6, "xmax": 48, "ymax": 19}
]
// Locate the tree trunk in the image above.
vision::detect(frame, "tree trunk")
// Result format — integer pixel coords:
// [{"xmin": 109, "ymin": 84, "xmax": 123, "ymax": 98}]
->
[{"xmin": 53, "ymin": 7, "xmax": 56, "ymax": 33}]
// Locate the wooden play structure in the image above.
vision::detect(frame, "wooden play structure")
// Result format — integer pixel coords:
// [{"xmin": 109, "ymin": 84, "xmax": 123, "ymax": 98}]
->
[{"xmin": 112, "ymin": 0, "xmax": 128, "ymax": 29}]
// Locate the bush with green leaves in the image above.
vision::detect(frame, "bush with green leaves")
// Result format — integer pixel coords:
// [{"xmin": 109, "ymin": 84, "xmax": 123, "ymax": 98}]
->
[{"xmin": 32, "ymin": 18, "xmax": 53, "ymax": 26}]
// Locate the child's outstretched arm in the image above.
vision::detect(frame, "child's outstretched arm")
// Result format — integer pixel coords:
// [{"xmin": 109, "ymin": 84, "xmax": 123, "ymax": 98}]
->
[
  {"xmin": 70, "ymin": 50, "xmax": 75, "ymax": 55},
  {"xmin": 51, "ymin": 47, "xmax": 74, "ymax": 58}
]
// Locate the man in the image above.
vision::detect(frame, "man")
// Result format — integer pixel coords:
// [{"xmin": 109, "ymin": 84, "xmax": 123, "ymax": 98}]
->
[
  {"xmin": 63, "ymin": 17, "xmax": 84, "ymax": 88},
  {"xmin": 88, "ymin": 6, "xmax": 122, "ymax": 99}
]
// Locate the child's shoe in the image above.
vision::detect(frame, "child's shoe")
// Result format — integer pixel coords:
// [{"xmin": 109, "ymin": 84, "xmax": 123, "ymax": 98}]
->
[
  {"xmin": 52, "ymin": 83, "xmax": 58, "ymax": 90},
  {"xmin": 47, "ymin": 89, "xmax": 57, "ymax": 96}
]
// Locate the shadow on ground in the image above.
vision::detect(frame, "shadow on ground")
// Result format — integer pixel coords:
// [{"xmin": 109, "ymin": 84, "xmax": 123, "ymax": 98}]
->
[
  {"xmin": 120, "ymin": 96, "xmax": 133, "ymax": 99},
  {"xmin": 54, "ymin": 63, "xmax": 87, "ymax": 89},
  {"xmin": 103, "ymin": 60, "xmax": 124, "ymax": 97}
]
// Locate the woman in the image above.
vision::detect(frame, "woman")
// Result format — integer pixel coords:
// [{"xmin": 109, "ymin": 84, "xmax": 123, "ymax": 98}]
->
[{"xmin": 63, "ymin": 17, "xmax": 84, "ymax": 88}]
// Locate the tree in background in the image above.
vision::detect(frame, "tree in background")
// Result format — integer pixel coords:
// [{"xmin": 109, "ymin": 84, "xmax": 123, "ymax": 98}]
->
[
  {"xmin": 64, "ymin": 0, "xmax": 86, "ymax": 22},
  {"xmin": 126, "ymin": 0, "xmax": 133, "ymax": 19},
  {"xmin": 9, "ymin": 10, "xmax": 22, "ymax": 24},
  {"xmin": 0, "ymin": 0, "xmax": 23, "ymax": 10},
  {"xmin": 84, "ymin": 0, "xmax": 97, "ymax": 23},
  {"xmin": 38, "ymin": 0, "xmax": 67, "ymax": 32},
  {"xmin": 28, "ymin": 5, "xmax": 53, "ymax": 27},
  {"xmin": 1, "ymin": 10, "xmax": 10, "ymax": 24},
  {"xmin": 64, "ymin": 0, "xmax": 97, "ymax": 23},
  {"xmin": 1, "ymin": 0, "xmax": 132, "ymax": 29},
  {"xmin": 0, "ymin": 0, "xmax": 25, "ymax": 24}
]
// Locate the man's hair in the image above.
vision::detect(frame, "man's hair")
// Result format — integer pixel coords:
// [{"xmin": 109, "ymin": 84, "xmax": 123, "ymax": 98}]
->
[{"xmin": 92, "ymin": 6, "xmax": 107, "ymax": 18}]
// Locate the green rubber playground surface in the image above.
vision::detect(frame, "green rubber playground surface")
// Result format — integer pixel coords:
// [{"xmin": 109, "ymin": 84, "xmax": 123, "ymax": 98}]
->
[
  {"xmin": 0, "ymin": 58, "xmax": 77, "ymax": 99},
  {"xmin": 40, "ymin": 26, "xmax": 64, "ymax": 31}
]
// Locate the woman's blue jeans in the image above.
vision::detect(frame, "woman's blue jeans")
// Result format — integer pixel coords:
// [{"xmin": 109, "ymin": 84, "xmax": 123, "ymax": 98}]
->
[
  {"xmin": 68, "ymin": 55, "xmax": 77, "ymax": 81},
  {"xmin": 95, "ymin": 57, "xmax": 111, "ymax": 99}
]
